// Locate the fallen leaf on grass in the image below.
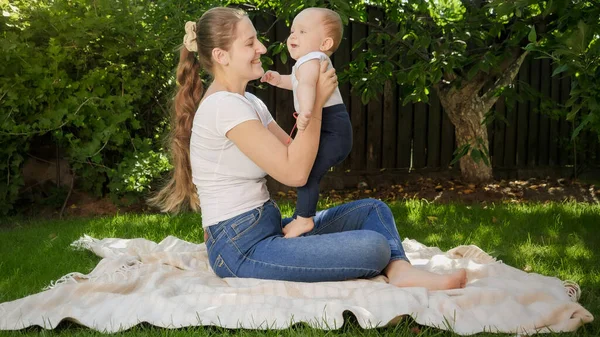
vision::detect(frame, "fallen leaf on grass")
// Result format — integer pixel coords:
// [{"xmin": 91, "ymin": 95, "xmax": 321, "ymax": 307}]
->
[{"xmin": 410, "ymin": 326, "xmax": 421, "ymax": 334}]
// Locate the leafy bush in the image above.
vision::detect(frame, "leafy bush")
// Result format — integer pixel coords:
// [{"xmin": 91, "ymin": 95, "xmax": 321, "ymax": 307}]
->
[{"xmin": 0, "ymin": 0, "xmax": 211, "ymax": 214}]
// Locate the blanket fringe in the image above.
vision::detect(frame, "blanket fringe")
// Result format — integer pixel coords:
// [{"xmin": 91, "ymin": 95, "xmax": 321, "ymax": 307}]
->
[
  {"xmin": 44, "ymin": 272, "xmax": 87, "ymax": 290},
  {"xmin": 563, "ymin": 280, "xmax": 581, "ymax": 302},
  {"xmin": 446, "ymin": 245, "xmax": 499, "ymax": 264},
  {"xmin": 70, "ymin": 234, "xmax": 99, "ymax": 251},
  {"xmin": 44, "ymin": 258, "xmax": 143, "ymax": 290}
]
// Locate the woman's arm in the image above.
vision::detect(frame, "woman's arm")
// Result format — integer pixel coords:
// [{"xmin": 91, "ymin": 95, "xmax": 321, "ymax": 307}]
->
[
  {"xmin": 227, "ymin": 61, "xmax": 337, "ymax": 186},
  {"xmin": 267, "ymin": 121, "xmax": 292, "ymax": 146}
]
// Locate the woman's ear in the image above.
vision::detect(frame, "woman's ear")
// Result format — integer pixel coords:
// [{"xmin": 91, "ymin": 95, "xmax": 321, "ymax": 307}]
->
[
  {"xmin": 212, "ymin": 48, "xmax": 230, "ymax": 66},
  {"xmin": 320, "ymin": 37, "xmax": 334, "ymax": 53}
]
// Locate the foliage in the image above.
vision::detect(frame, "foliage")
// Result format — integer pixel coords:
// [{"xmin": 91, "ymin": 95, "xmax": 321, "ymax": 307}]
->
[
  {"xmin": 1, "ymin": 0, "xmax": 599, "ymax": 212},
  {"xmin": 240, "ymin": 0, "xmax": 600, "ymax": 177},
  {"xmin": 526, "ymin": 5, "xmax": 600, "ymax": 141},
  {"xmin": 107, "ymin": 141, "xmax": 173, "ymax": 204},
  {"xmin": 0, "ymin": 0, "xmax": 213, "ymax": 214}
]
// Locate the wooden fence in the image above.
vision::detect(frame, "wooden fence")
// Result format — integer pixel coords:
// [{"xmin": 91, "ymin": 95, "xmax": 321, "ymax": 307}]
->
[{"xmin": 248, "ymin": 14, "xmax": 599, "ymax": 177}]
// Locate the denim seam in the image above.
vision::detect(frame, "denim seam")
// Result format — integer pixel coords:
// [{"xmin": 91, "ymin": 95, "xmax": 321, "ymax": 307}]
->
[
  {"xmin": 374, "ymin": 202, "xmax": 409, "ymax": 261},
  {"xmin": 313, "ymin": 202, "xmax": 371, "ymax": 235},
  {"xmin": 270, "ymin": 200, "xmax": 283, "ymax": 230},
  {"xmin": 223, "ymin": 224, "xmax": 381, "ymax": 275},
  {"xmin": 231, "ymin": 206, "xmax": 263, "ymax": 242},
  {"xmin": 210, "ymin": 225, "xmax": 227, "ymax": 243},
  {"xmin": 389, "ymin": 256, "xmax": 410, "ymax": 263},
  {"xmin": 214, "ymin": 254, "xmax": 236, "ymax": 277},
  {"xmin": 374, "ymin": 202, "xmax": 401, "ymax": 245},
  {"xmin": 241, "ymin": 254, "xmax": 382, "ymax": 275},
  {"xmin": 206, "ymin": 237, "xmax": 214, "ymax": 256},
  {"xmin": 230, "ymin": 213, "xmax": 258, "ymax": 234}
]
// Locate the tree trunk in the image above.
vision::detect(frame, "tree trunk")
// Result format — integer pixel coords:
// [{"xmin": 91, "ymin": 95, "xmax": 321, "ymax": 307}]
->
[
  {"xmin": 443, "ymin": 93, "xmax": 493, "ymax": 183},
  {"xmin": 435, "ymin": 51, "xmax": 528, "ymax": 183}
]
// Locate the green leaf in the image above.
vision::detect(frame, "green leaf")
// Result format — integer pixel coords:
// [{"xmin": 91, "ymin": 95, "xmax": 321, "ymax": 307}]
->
[
  {"xmin": 566, "ymin": 104, "xmax": 582, "ymax": 121},
  {"xmin": 552, "ymin": 64, "xmax": 568, "ymax": 77},
  {"xmin": 470, "ymin": 148, "xmax": 482, "ymax": 164},
  {"xmin": 572, "ymin": 114, "xmax": 594, "ymax": 140},
  {"xmin": 361, "ymin": 90, "xmax": 370, "ymax": 105},
  {"xmin": 467, "ymin": 65, "xmax": 479, "ymax": 80},
  {"xmin": 450, "ymin": 144, "xmax": 470, "ymax": 166},
  {"xmin": 528, "ymin": 26, "xmax": 536, "ymax": 43}
]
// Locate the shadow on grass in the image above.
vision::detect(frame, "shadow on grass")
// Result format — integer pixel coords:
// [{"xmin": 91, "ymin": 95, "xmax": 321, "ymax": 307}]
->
[
  {"xmin": 390, "ymin": 200, "xmax": 600, "ymax": 334},
  {"xmin": 389, "ymin": 201, "xmax": 598, "ymax": 277}
]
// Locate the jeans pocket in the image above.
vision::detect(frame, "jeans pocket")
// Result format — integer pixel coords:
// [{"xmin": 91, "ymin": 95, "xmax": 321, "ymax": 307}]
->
[
  {"xmin": 230, "ymin": 208, "xmax": 262, "ymax": 241},
  {"xmin": 212, "ymin": 254, "xmax": 235, "ymax": 278}
]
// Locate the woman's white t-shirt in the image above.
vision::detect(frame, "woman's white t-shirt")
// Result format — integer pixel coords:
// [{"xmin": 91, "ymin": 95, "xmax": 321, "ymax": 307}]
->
[{"xmin": 190, "ymin": 91, "xmax": 273, "ymax": 227}]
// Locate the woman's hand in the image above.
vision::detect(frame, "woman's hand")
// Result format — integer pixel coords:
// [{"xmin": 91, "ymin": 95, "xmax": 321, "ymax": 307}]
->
[{"xmin": 314, "ymin": 60, "xmax": 337, "ymax": 108}]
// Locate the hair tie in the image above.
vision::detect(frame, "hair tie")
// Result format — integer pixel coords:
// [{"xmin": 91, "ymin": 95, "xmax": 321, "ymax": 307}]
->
[{"xmin": 183, "ymin": 21, "xmax": 198, "ymax": 52}]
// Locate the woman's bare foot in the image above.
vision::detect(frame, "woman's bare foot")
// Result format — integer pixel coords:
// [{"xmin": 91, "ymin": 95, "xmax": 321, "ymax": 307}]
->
[
  {"xmin": 283, "ymin": 216, "xmax": 314, "ymax": 238},
  {"xmin": 384, "ymin": 260, "xmax": 467, "ymax": 290}
]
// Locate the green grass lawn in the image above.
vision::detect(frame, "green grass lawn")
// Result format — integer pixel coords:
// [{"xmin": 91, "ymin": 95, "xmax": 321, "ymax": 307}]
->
[{"xmin": 0, "ymin": 200, "xmax": 598, "ymax": 336}]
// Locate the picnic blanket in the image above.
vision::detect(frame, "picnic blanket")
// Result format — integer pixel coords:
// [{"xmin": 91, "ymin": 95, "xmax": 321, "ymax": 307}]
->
[{"xmin": 0, "ymin": 235, "xmax": 593, "ymax": 335}]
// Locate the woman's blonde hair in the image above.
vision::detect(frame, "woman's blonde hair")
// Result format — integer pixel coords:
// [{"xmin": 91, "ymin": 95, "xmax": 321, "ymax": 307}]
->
[{"xmin": 148, "ymin": 7, "xmax": 247, "ymax": 213}]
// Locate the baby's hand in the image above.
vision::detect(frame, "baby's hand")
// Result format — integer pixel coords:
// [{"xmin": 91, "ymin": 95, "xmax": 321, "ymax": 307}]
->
[
  {"xmin": 260, "ymin": 70, "xmax": 281, "ymax": 86},
  {"xmin": 296, "ymin": 112, "xmax": 311, "ymax": 131}
]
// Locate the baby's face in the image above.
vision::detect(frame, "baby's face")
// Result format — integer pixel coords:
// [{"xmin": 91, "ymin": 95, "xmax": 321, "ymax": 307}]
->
[{"xmin": 287, "ymin": 9, "xmax": 327, "ymax": 60}]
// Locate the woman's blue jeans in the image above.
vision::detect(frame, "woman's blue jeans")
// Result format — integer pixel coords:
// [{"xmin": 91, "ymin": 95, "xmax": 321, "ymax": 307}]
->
[{"xmin": 204, "ymin": 198, "xmax": 409, "ymax": 282}]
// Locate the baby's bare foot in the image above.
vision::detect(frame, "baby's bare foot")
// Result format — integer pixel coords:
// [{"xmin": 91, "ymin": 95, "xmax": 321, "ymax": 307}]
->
[
  {"xmin": 386, "ymin": 260, "xmax": 467, "ymax": 291},
  {"xmin": 283, "ymin": 216, "xmax": 314, "ymax": 238}
]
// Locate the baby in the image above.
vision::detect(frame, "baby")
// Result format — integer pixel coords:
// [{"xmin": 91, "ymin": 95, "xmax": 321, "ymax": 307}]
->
[{"xmin": 261, "ymin": 7, "xmax": 352, "ymax": 238}]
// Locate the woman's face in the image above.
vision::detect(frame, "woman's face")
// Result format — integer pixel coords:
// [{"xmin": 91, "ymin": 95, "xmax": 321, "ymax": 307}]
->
[{"xmin": 226, "ymin": 17, "xmax": 267, "ymax": 81}]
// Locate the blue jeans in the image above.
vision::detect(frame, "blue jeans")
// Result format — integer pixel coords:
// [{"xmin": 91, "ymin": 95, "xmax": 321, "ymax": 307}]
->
[
  {"xmin": 295, "ymin": 104, "xmax": 352, "ymax": 218},
  {"xmin": 204, "ymin": 198, "xmax": 409, "ymax": 282}
]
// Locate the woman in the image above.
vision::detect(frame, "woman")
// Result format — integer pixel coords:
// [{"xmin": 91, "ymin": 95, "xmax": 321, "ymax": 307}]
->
[{"xmin": 151, "ymin": 7, "xmax": 466, "ymax": 289}]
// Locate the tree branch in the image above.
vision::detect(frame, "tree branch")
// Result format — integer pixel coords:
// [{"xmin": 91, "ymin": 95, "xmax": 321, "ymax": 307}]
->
[
  {"xmin": 354, "ymin": 20, "xmax": 432, "ymax": 63},
  {"xmin": 463, "ymin": 71, "xmax": 491, "ymax": 98},
  {"xmin": 481, "ymin": 51, "xmax": 529, "ymax": 111},
  {"xmin": 472, "ymin": 47, "xmax": 523, "ymax": 94}
]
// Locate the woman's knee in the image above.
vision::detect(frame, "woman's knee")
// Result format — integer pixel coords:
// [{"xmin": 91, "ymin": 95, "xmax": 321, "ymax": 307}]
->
[
  {"xmin": 359, "ymin": 198, "xmax": 390, "ymax": 212},
  {"xmin": 356, "ymin": 231, "xmax": 391, "ymax": 271},
  {"xmin": 367, "ymin": 198, "xmax": 386, "ymax": 206}
]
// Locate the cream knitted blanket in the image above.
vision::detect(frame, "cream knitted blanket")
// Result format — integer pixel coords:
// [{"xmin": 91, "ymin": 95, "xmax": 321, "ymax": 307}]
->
[{"xmin": 0, "ymin": 235, "xmax": 593, "ymax": 334}]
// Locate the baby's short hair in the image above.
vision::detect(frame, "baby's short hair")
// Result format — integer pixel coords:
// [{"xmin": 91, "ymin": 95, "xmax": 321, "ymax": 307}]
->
[{"xmin": 312, "ymin": 8, "xmax": 343, "ymax": 53}]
